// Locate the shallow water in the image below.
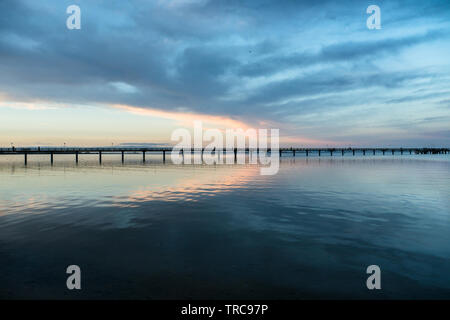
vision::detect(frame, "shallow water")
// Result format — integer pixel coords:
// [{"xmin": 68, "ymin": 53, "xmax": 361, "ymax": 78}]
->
[{"xmin": 0, "ymin": 154, "xmax": 449, "ymax": 299}]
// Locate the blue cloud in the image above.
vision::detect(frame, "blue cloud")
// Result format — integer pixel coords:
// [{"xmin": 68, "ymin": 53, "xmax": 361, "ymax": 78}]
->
[{"xmin": 0, "ymin": 0, "xmax": 449, "ymax": 145}]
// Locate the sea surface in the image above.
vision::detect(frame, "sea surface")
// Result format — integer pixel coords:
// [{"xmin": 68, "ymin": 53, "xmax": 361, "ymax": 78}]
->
[{"xmin": 0, "ymin": 153, "xmax": 449, "ymax": 299}]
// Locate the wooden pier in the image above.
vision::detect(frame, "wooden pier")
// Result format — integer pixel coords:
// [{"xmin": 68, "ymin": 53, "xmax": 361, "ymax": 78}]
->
[{"xmin": 0, "ymin": 147, "xmax": 448, "ymax": 165}]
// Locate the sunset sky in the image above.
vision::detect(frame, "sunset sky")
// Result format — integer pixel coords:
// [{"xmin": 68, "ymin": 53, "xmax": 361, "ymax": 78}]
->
[{"xmin": 1, "ymin": 0, "xmax": 449, "ymax": 147}]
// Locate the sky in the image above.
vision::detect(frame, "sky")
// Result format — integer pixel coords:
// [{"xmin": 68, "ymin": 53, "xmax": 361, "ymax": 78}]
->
[{"xmin": 0, "ymin": 0, "xmax": 449, "ymax": 147}]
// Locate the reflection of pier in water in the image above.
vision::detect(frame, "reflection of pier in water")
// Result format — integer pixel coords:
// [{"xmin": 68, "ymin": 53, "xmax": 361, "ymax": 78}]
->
[{"xmin": 0, "ymin": 147, "xmax": 448, "ymax": 165}]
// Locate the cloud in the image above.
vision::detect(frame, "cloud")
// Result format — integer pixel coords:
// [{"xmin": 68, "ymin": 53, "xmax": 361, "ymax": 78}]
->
[
  {"xmin": 110, "ymin": 82, "xmax": 139, "ymax": 94},
  {"xmin": 0, "ymin": 0, "xmax": 450, "ymax": 145},
  {"xmin": 237, "ymin": 30, "xmax": 446, "ymax": 77}
]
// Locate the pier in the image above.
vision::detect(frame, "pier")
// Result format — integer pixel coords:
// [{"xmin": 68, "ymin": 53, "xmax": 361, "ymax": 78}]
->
[{"xmin": 0, "ymin": 147, "xmax": 448, "ymax": 165}]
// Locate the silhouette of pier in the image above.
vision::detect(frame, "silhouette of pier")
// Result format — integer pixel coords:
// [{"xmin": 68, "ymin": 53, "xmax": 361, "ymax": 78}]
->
[{"xmin": 0, "ymin": 147, "xmax": 448, "ymax": 165}]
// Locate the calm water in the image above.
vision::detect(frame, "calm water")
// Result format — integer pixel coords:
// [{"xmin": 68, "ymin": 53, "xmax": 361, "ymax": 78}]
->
[{"xmin": 0, "ymin": 154, "xmax": 449, "ymax": 299}]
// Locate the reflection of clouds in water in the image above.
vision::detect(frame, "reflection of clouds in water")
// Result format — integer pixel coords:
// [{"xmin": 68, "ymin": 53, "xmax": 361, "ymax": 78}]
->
[
  {"xmin": 0, "ymin": 156, "xmax": 449, "ymax": 259},
  {"xmin": 117, "ymin": 165, "xmax": 260, "ymax": 205},
  {"xmin": 0, "ymin": 161, "xmax": 262, "ymax": 218},
  {"xmin": 0, "ymin": 195, "xmax": 52, "ymax": 216}
]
